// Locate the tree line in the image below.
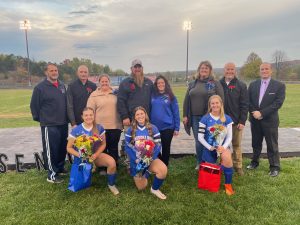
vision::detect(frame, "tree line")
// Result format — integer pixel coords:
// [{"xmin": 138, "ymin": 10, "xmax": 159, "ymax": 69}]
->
[
  {"xmin": 0, "ymin": 54, "xmax": 128, "ymax": 84},
  {"xmin": 1, "ymin": 51, "xmax": 300, "ymax": 85}
]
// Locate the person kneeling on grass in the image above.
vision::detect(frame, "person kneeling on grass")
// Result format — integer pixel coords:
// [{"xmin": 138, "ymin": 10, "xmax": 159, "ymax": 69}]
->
[
  {"xmin": 198, "ymin": 95, "xmax": 235, "ymax": 196},
  {"xmin": 66, "ymin": 107, "xmax": 119, "ymax": 195},
  {"xmin": 125, "ymin": 106, "xmax": 168, "ymax": 200}
]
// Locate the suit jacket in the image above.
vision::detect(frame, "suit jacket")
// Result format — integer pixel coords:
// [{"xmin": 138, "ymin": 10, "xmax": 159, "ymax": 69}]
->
[{"xmin": 248, "ymin": 78, "xmax": 285, "ymax": 128}]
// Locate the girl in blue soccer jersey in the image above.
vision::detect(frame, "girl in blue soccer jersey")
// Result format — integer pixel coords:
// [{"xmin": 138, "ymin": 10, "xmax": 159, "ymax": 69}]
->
[
  {"xmin": 125, "ymin": 106, "xmax": 168, "ymax": 200},
  {"xmin": 67, "ymin": 107, "xmax": 119, "ymax": 195},
  {"xmin": 198, "ymin": 95, "xmax": 235, "ymax": 195}
]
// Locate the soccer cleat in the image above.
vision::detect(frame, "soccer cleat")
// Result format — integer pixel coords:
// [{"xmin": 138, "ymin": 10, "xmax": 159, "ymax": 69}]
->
[
  {"xmin": 224, "ymin": 184, "xmax": 235, "ymax": 196},
  {"xmin": 195, "ymin": 165, "xmax": 199, "ymax": 170},
  {"xmin": 150, "ymin": 187, "xmax": 167, "ymax": 200},
  {"xmin": 47, "ymin": 177, "xmax": 64, "ymax": 184},
  {"xmin": 108, "ymin": 185, "xmax": 120, "ymax": 195}
]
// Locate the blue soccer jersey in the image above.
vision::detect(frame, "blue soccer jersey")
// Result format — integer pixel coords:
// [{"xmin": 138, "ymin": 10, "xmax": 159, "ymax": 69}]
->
[
  {"xmin": 125, "ymin": 124, "xmax": 161, "ymax": 176},
  {"xmin": 198, "ymin": 113, "xmax": 233, "ymax": 163},
  {"xmin": 69, "ymin": 123, "xmax": 105, "ymax": 139}
]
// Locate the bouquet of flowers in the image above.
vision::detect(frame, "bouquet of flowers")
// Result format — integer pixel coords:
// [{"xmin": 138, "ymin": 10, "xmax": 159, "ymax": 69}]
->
[
  {"xmin": 134, "ymin": 139, "xmax": 156, "ymax": 175},
  {"xmin": 74, "ymin": 134, "xmax": 103, "ymax": 163},
  {"xmin": 208, "ymin": 124, "xmax": 227, "ymax": 155}
]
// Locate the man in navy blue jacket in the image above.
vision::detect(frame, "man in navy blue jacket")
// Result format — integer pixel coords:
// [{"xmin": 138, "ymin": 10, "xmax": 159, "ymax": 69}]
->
[{"xmin": 30, "ymin": 63, "xmax": 68, "ymax": 183}]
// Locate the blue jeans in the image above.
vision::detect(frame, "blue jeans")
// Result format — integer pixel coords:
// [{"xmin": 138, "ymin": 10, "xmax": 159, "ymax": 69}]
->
[{"xmin": 191, "ymin": 115, "xmax": 204, "ymax": 164}]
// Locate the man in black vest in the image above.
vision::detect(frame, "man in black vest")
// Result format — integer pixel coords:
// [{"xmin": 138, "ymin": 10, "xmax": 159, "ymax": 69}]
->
[
  {"xmin": 67, "ymin": 65, "xmax": 97, "ymax": 127},
  {"xmin": 247, "ymin": 63, "xmax": 286, "ymax": 177},
  {"xmin": 220, "ymin": 62, "xmax": 248, "ymax": 176}
]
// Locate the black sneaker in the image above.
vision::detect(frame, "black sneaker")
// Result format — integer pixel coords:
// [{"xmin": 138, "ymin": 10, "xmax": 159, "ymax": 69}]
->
[
  {"xmin": 58, "ymin": 169, "xmax": 68, "ymax": 176},
  {"xmin": 246, "ymin": 162, "xmax": 258, "ymax": 170},
  {"xmin": 47, "ymin": 176, "xmax": 64, "ymax": 184}
]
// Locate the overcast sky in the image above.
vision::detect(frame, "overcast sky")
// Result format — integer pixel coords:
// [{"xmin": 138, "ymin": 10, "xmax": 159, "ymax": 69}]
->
[{"xmin": 1, "ymin": 0, "xmax": 300, "ymax": 73}]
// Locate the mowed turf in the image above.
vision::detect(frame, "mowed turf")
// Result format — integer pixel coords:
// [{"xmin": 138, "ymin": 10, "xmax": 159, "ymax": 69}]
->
[
  {"xmin": 0, "ymin": 83, "xmax": 299, "ymax": 128},
  {"xmin": 0, "ymin": 157, "xmax": 300, "ymax": 225}
]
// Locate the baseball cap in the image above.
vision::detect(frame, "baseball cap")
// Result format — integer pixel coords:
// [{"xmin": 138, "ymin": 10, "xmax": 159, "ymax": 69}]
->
[{"xmin": 131, "ymin": 59, "xmax": 143, "ymax": 67}]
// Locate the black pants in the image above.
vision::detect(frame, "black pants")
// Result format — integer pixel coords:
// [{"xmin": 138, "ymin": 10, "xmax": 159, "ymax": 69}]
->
[
  {"xmin": 105, "ymin": 129, "xmax": 122, "ymax": 164},
  {"xmin": 159, "ymin": 129, "xmax": 174, "ymax": 166},
  {"xmin": 251, "ymin": 121, "xmax": 280, "ymax": 170},
  {"xmin": 41, "ymin": 124, "xmax": 68, "ymax": 180}
]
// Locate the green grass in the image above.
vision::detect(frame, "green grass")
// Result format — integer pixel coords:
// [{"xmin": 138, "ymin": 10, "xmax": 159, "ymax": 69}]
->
[
  {"xmin": 1, "ymin": 156, "xmax": 300, "ymax": 225},
  {"xmin": 0, "ymin": 84, "xmax": 299, "ymax": 128}
]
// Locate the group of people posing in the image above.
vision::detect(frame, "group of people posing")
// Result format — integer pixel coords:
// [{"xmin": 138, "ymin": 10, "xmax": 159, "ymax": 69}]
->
[{"xmin": 30, "ymin": 58, "xmax": 285, "ymax": 199}]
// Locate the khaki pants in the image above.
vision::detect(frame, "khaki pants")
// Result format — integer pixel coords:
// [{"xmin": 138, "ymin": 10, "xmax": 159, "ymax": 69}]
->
[{"xmin": 232, "ymin": 124, "xmax": 243, "ymax": 169}]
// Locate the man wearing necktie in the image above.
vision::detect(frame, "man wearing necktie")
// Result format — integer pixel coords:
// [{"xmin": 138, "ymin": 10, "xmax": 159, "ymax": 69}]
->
[{"xmin": 247, "ymin": 63, "xmax": 286, "ymax": 177}]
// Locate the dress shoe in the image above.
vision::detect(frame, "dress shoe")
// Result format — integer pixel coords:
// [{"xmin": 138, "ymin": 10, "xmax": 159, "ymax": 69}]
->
[
  {"xmin": 269, "ymin": 170, "xmax": 279, "ymax": 177},
  {"xmin": 246, "ymin": 163, "xmax": 258, "ymax": 170}
]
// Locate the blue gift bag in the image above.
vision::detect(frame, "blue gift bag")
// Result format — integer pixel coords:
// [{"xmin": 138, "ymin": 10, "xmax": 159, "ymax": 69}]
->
[{"xmin": 68, "ymin": 157, "xmax": 92, "ymax": 192}]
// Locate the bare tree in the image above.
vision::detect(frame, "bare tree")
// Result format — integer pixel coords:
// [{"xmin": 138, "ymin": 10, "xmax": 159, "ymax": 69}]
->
[{"xmin": 272, "ymin": 50, "xmax": 287, "ymax": 80}]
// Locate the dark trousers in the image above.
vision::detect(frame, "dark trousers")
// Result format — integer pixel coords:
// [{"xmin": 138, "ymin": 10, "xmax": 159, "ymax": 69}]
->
[
  {"xmin": 251, "ymin": 121, "xmax": 280, "ymax": 170},
  {"xmin": 105, "ymin": 129, "xmax": 122, "ymax": 164},
  {"xmin": 159, "ymin": 129, "xmax": 174, "ymax": 166},
  {"xmin": 41, "ymin": 124, "xmax": 68, "ymax": 180}
]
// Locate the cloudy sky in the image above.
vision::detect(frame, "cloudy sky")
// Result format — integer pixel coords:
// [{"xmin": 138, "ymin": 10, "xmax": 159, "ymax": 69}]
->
[{"xmin": 1, "ymin": 0, "xmax": 300, "ymax": 73}]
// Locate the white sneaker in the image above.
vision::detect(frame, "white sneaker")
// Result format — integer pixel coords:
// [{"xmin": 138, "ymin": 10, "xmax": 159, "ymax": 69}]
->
[
  {"xmin": 108, "ymin": 185, "xmax": 119, "ymax": 195},
  {"xmin": 195, "ymin": 165, "xmax": 199, "ymax": 170},
  {"xmin": 150, "ymin": 187, "xmax": 167, "ymax": 200}
]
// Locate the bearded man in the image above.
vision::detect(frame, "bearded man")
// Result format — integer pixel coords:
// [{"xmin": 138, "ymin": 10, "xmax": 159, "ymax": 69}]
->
[{"xmin": 117, "ymin": 59, "xmax": 153, "ymax": 126}]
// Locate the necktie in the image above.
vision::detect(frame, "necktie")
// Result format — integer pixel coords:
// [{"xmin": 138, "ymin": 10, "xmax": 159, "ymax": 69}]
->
[{"xmin": 258, "ymin": 81, "xmax": 267, "ymax": 106}]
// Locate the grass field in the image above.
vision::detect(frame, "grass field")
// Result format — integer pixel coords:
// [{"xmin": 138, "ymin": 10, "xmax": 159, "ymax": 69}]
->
[
  {"xmin": 0, "ymin": 84, "xmax": 299, "ymax": 128},
  {"xmin": 1, "ymin": 156, "xmax": 300, "ymax": 225}
]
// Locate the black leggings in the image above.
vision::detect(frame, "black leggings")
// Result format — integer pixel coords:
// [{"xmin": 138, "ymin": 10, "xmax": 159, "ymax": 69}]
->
[
  {"xmin": 105, "ymin": 129, "xmax": 122, "ymax": 164},
  {"xmin": 159, "ymin": 129, "xmax": 174, "ymax": 166}
]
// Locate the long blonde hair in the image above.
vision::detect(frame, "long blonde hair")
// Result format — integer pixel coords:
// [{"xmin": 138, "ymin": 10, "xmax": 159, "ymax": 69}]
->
[
  {"xmin": 207, "ymin": 95, "xmax": 226, "ymax": 123},
  {"xmin": 130, "ymin": 106, "xmax": 153, "ymax": 144}
]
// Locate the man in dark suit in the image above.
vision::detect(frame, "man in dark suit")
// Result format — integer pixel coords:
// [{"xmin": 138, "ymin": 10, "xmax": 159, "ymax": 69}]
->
[{"xmin": 247, "ymin": 63, "xmax": 286, "ymax": 177}]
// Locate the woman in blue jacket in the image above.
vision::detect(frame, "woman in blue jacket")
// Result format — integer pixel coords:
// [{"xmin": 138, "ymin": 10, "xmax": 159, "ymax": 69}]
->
[{"xmin": 150, "ymin": 75, "xmax": 180, "ymax": 166}]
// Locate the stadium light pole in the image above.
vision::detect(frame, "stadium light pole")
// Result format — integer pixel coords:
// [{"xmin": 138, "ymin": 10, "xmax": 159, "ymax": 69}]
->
[
  {"xmin": 183, "ymin": 20, "xmax": 192, "ymax": 85},
  {"xmin": 19, "ymin": 19, "xmax": 32, "ymax": 86}
]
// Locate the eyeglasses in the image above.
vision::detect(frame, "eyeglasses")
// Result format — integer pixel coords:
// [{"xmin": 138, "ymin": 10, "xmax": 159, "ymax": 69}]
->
[{"xmin": 133, "ymin": 64, "xmax": 142, "ymax": 68}]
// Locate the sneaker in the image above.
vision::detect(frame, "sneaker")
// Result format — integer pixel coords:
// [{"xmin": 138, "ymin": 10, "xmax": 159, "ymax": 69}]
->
[
  {"xmin": 195, "ymin": 165, "xmax": 199, "ymax": 170},
  {"xmin": 58, "ymin": 169, "xmax": 68, "ymax": 176},
  {"xmin": 108, "ymin": 185, "xmax": 120, "ymax": 195},
  {"xmin": 47, "ymin": 176, "xmax": 64, "ymax": 184},
  {"xmin": 224, "ymin": 184, "xmax": 235, "ymax": 196},
  {"xmin": 150, "ymin": 187, "xmax": 167, "ymax": 200},
  {"xmin": 246, "ymin": 162, "xmax": 258, "ymax": 170}
]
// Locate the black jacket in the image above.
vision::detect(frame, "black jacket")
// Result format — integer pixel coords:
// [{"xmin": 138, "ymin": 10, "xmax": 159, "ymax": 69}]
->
[
  {"xmin": 117, "ymin": 76, "xmax": 153, "ymax": 120},
  {"xmin": 66, "ymin": 79, "xmax": 97, "ymax": 125},
  {"xmin": 30, "ymin": 78, "xmax": 68, "ymax": 126},
  {"xmin": 220, "ymin": 77, "xmax": 248, "ymax": 125},
  {"xmin": 248, "ymin": 78, "xmax": 285, "ymax": 127}
]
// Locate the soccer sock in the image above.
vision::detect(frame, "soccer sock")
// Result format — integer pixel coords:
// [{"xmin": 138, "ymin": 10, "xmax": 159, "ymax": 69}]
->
[
  {"xmin": 221, "ymin": 165, "xmax": 234, "ymax": 184},
  {"xmin": 107, "ymin": 173, "xmax": 117, "ymax": 186},
  {"xmin": 152, "ymin": 176, "xmax": 164, "ymax": 190}
]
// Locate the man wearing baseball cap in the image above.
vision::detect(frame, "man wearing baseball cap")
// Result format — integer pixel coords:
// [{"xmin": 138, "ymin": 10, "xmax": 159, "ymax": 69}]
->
[{"xmin": 117, "ymin": 59, "xmax": 153, "ymax": 126}]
